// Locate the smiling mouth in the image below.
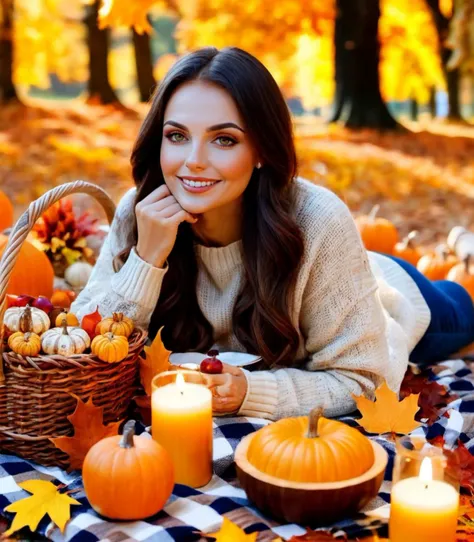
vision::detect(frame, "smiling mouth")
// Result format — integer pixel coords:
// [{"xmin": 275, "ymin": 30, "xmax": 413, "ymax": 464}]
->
[{"xmin": 178, "ymin": 177, "xmax": 221, "ymax": 188}]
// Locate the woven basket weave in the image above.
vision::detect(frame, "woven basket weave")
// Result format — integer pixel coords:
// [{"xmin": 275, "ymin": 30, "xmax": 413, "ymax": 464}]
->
[{"xmin": 0, "ymin": 181, "xmax": 148, "ymax": 468}]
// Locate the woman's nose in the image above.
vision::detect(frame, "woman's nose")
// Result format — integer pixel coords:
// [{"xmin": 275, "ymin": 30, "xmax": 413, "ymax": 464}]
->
[{"xmin": 185, "ymin": 144, "xmax": 208, "ymax": 171}]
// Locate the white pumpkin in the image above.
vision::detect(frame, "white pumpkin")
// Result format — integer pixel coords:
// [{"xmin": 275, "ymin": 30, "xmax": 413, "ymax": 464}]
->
[
  {"xmin": 4, "ymin": 305, "xmax": 50, "ymax": 334},
  {"xmin": 41, "ymin": 323, "xmax": 91, "ymax": 356},
  {"xmin": 65, "ymin": 262, "xmax": 93, "ymax": 288}
]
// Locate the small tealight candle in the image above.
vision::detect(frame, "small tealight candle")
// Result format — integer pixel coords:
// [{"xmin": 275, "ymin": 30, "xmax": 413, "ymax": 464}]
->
[
  {"xmin": 152, "ymin": 371, "xmax": 213, "ymax": 488},
  {"xmin": 389, "ymin": 437, "xmax": 459, "ymax": 542}
]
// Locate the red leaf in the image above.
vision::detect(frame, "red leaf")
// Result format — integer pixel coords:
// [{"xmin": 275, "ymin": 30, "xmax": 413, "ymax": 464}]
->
[
  {"xmin": 429, "ymin": 438, "xmax": 474, "ymax": 492},
  {"xmin": 287, "ymin": 529, "xmax": 346, "ymax": 541},
  {"xmin": 400, "ymin": 368, "xmax": 457, "ymax": 425}
]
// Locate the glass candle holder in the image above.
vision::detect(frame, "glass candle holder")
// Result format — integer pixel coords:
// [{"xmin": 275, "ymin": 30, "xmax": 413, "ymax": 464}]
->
[
  {"xmin": 389, "ymin": 436, "xmax": 459, "ymax": 542},
  {"xmin": 152, "ymin": 370, "xmax": 213, "ymax": 488}
]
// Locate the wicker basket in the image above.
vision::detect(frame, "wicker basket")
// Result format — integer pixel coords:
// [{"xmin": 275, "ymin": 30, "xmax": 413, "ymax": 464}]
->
[{"xmin": 0, "ymin": 181, "xmax": 148, "ymax": 468}]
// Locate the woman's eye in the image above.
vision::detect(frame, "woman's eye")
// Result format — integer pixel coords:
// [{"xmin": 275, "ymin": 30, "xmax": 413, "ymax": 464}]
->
[
  {"xmin": 215, "ymin": 136, "xmax": 237, "ymax": 147},
  {"xmin": 166, "ymin": 132, "xmax": 186, "ymax": 143}
]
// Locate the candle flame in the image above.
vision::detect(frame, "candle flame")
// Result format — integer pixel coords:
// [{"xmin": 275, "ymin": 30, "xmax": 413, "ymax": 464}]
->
[
  {"xmin": 176, "ymin": 372, "xmax": 186, "ymax": 391},
  {"xmin": 419, "ymin": 457, "xmax": 433, "ymax": 482}
]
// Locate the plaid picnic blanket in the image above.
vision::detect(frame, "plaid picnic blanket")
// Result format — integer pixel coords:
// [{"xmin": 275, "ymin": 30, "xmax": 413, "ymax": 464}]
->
[{"xmin": 2, "ymin": 358, "xmax": 474, "ymax": 542}]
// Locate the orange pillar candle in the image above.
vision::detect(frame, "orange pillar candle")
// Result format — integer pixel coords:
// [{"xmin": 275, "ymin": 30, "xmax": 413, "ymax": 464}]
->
[
  {"xmin": 389, "ymin": 457, "xmax": 459, "ymax": 542},
  {"xmin": 152, "ymin": 371, "xmax": 213, "ymax": 488}
]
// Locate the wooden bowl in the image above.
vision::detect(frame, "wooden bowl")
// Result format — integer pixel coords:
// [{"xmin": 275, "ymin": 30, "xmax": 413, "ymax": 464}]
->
[{"xmin": 235, "ymin": 433, "xmax": 388, "ymax": 526}]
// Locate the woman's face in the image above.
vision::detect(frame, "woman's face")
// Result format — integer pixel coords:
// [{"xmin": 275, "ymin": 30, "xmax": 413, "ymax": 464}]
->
[{"xmin": 160, "ymin": 80, "xmax": 258, "ymax": 215}]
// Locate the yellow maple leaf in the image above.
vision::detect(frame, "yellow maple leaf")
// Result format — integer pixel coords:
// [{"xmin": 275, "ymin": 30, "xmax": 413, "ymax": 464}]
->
[
  {"xmin": 50, "ymin": 395, "xmax": 122, "ymax": 471},
  {"xmin": 206, "ymin": 517, "xmax": 258, "ymax": 542},
  {"xmin": 352, "ymin": 381, "xmax": 421, "ymax": 435},
  {"xmin": 139, "ymin": 326, "xmax": 173, "ymax": 395},
  {"xmin": 4, "ymin": 480, "xmax": 81, "ymax": 537}
]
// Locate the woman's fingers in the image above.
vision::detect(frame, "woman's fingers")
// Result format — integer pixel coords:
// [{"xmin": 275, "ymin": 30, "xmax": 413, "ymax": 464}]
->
[
  {"xmin": 137, "ymin": 184, "xmax": 170, "ymax": 208},
  {"xmin": 220, "ymin": 363, "xmax": 243, "ymax": 376}
]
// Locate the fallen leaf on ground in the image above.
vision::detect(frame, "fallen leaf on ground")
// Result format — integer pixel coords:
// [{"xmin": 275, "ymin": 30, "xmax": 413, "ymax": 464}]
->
[
  {"xmin": 400, "ymin": 367, "xmax": 457, "ymax": 425},
  {"xmin": 287, "ymin": 529, "xmax": 344, "ymax": 540},
  {"xmin": 139, "ymin": 326, "xmax": 173, "ymax": 395},
  {"xmin": 4, "ymin": 479, "xmax": 80, "ymax": 536},
  {"xmin": 50, "ymin": 395, "xmax": 122, "ymax": 470},
  {"xmin": 203, "ymin": 517, "xmax": 258, "ymax": 541},
  {"xmin": 353, "ymin": 381, "xmax": 420, "ymax": 435}
]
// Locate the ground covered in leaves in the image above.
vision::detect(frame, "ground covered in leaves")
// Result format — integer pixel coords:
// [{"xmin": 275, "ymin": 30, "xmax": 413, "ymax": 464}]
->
[{"xmin": 1, "ymin": 100, "xmax": 474, "ymax": 252}]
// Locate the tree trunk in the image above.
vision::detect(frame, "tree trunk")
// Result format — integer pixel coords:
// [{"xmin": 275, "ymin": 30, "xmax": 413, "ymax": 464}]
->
[
  {"xmin": 425, "ymin": 0, "xmax": 463, "ymax": 120},
  {"xmin": 330, "ymin": 0, "xmax": 399, "ymax": 130},
  {"xmin": 429, "ymin": 86, "xmax": 437, "ymax": 117},
  {"xmin": 0, "ymin": 0, "xmax": 19, "ymax": 103},
  {"xmin": 133, "ymin": 25, "xmax": 156, "ymax": 102},
  {"xmin": 409, "ymin": 98, "xmax": 419, "ymax": 121},
  {"xmin": 84, "ymin": 0, "xmax": 120, "ymax": 104}
]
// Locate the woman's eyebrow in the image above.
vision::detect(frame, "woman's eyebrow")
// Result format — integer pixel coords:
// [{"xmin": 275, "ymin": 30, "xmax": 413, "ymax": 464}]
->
[{"xmin": 163, "ymin": 120, "xmax": 245, "ymax": 132}]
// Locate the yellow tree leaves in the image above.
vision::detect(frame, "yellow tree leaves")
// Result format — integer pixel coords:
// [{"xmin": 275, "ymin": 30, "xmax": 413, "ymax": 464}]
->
[
  {"xmin": 353, "ymin": 381, "xmax": 421, "ymax": 435},
  {"xmin": 4, "ymin": 480, "xmax": 80, "ymax": 537},
  {"xmin": 139, "ymin": 326, "xmax": 173, "ymax": 395},
  {"xmin": 50, "ymin": 395, "xmax": 123, "ymax": 470}
]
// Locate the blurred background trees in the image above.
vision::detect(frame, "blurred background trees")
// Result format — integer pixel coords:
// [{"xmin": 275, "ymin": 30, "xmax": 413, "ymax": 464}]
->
[{"xmin": 0, "ymin": 0, "xmax": 472, "ymax": 125}]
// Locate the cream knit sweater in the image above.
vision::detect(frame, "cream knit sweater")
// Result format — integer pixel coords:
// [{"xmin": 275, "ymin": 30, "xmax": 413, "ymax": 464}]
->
[{"xmin": 72, "ymin": 178, "xmax": 431, "ymax": 421}]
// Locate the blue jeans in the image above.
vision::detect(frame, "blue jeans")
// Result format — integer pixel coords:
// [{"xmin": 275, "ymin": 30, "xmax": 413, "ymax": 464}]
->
[{"xmin": 386, "ymin": 255, "xmax": 474, "ymax": 363}]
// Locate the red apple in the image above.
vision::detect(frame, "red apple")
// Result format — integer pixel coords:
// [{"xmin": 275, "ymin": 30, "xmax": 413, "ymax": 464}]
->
[
  {"xmin": 15, "ymin": 294, "xmax": 36, "ymax": 307},
  {"xmin": 32, "ymin": 296, "xmax": 54, "ymax": 314},
  {"xmin": 200, "ymin": 349, "xmax": 223, "ymax": 375}
]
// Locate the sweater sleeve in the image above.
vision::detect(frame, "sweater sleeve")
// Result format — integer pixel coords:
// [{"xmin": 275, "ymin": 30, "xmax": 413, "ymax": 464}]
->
[
  {"xmin": 71, "ymin": 190, "xmax": 167, "ymax": 329},
  {"xmin": 238, "ymin": 196, "xmax": 402, "ymax": 421}
]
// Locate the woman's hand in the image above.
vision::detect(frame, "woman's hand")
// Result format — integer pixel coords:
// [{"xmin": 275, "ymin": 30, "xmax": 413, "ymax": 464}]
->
[
  {"xmin": 203, "ymin": 363, "xmax": 248, "ymax": 415},
  {"xmin": 135, "ymin": 185, "xmax": 198, "ymax": 268}
]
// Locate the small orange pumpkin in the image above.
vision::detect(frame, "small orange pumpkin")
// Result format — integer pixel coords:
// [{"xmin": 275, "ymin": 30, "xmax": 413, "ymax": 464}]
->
[
  {"xmin": 0, "ymin": 191, "xmax": 14, "ymax": 232},
  {"xmin": 50, "ymin": 290, "xmax": 73, "ymax": 309},
  {"xmin": 55, "ymin": 309, "xmax": 79, "ymax": 327},
  {"xmin": 393, "ymin": 231, "xmax": 422, "ymax": 266},
  {"xmin": 91, "ymin": 332, "xmax": 129, "ymax": 363},
  {"xmin": 8, "ymin": 331, "xmax": 42, "ymax": 357},
  {"xmin": 96, "ymin": 312, "xmax": 134, "ymax": 338},
  {"xmin": 447, "ymin": 255, "xmax": 474, "ymax": 300},
  {"xmin": 83, "ymin": 420, "xmax": 174, "ymax": 520},
  {"xmin": 355, "ymin": 205, "xmax": 399, "ymax": 255},
  {"xmin": 247, "ymin": 408, "xmax": 374, "ymax": 483},
  {"xmin": 417, "ymin": 245, "xmax": 458, "ymax": 280}
]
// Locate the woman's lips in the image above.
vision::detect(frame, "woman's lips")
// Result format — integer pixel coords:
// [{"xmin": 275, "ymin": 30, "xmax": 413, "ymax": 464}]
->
[{"xmin": 178, "ymin": 177, "xmax": 221, "ymax": 193}]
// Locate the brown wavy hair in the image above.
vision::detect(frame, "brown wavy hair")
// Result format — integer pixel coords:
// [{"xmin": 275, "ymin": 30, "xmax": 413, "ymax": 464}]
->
[{"xmin": 118, "ymin": 46, "xmax": 304, "ymax": 366}]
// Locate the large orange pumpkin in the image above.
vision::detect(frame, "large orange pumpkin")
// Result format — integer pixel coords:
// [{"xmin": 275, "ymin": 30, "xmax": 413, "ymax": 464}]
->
[
  {"xmin": 0, "ymin": 191, "xmax": 14, "ymax": 232},
  {"xmin": 83, "ymin": 420, "xmax": 174, "ymax": 520},
  {"xmin": 417, "ymin": 245, "xmax": 458, "ymax": 280},
  {"xmin": 0, "ymin": 234, "xmax": 54, "ymax": 298},
  {"xmin": 447, "ymin": 255, "xmax": 474, "ymax": 301},
  {"xmin": 355, "ymin": 205, "xmax": 399, "ymax": 255},
  {"xmin": 247, "ymin": 408, "xmax": 374, "ymax": 483}
]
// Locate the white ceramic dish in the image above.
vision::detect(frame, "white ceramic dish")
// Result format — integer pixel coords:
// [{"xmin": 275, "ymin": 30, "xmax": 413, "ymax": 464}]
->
[{"xmin": 170, "ymin": 351, "xmax": 262, "ymax": 368}]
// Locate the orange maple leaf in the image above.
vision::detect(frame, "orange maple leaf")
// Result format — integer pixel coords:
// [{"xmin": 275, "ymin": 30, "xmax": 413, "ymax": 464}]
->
[
  {"xmin": 352, "ymin": 381, "xmax": 421, "ymax": 435},
  {"xmin": 139, "ymin": 326, "xmax": 172, "ymax": 395},
  {"xmin": 50, "ymin": 395, "xmax": 122, "ymax": 471},
  {"xmin": 203, "ymin": 517, "xmax": 258, "ymax": 541}
]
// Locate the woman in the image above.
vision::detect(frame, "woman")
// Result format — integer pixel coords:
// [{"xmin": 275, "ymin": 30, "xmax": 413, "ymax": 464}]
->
[{"xmin": 72, "ymin": 47, "xmax": 474, "ymax": 421}]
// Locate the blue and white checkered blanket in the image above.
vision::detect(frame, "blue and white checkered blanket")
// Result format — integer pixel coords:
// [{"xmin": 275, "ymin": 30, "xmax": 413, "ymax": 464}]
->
[{"xmin": 2, "ymin": 358, "xmax": 474, "ymax": 541}]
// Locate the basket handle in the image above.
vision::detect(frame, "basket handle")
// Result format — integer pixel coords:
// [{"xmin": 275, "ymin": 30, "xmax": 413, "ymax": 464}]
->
[{"xmin": 0, "ymin": 180, "xmax": 117, "ymax": 385}]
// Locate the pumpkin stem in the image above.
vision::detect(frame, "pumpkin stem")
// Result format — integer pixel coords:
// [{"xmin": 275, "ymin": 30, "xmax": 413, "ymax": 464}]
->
[
  {"xmin": 120, "ymin": 420, "xmax": 136, "ymax": 448},
  {"xmin": 61, "ymin": 320, "xmax": 69, "ymax": 335},
  {"xmin": 368, "ymin": 204, "xmax": 380, "ymax": 222},
  {"xmin": 19, "ymin": 305, "xmax": 33, "ymax": 333},
  {"xmin": 403, "ymin": 230, "xmax": 417, "ymax": 249},
  {"xmin": 307, "ymin": 407, "xmax": 324, "ymax": 438},
  {"xmin": 113, "ymin": 312, "xmax": 123, "ymax": 322},
  {"xmin": 464, "ymin": 254, "xmax": 471, "ymax": 274}
]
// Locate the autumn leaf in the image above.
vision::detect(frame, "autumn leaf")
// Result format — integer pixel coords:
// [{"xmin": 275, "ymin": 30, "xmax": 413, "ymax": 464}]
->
[
  {"xmin": 140, "ymin": 326, "xmax": 173, "ymax": 395},
  {"xmin": 49, "ymin": 395, "xmax": 122, "ymax": 470},
  {"xmin": 429, "ymin": 438, "xmax": 474, "ymax": 492},
  {"xmin": 353, "ymin": 381, "xmax": 421, "ymax": 435},
  {"xmin": 203, "ymin": 517, "xmax": 258, "ymax": 541},
  {"xmin": 4, "ymin": 480, "xmax": 81, "ymax": 537},
  {"xmin": 400, "ymin": 367, "xmax": 457, "ymax": 425}
]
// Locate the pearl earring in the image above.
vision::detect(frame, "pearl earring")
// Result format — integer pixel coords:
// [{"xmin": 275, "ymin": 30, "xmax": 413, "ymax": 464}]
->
[{"xmin": 256, "ymin": 162, "xmax": 262, "ymax": 169}]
